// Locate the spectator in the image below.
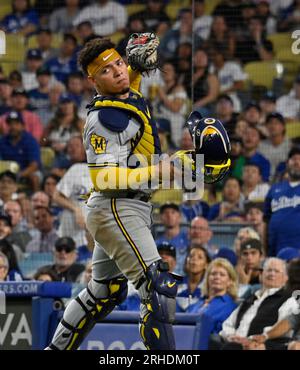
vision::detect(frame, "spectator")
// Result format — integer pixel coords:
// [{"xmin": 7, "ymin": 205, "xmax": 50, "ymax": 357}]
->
[
  {"xmin": 52, "ymin": 153, "xmax": 92, "ymax": 247},
  {"xmin": 242, "ymin": 163, "xmax": 270, "ymax": 202},
  {"xmin": 209, "ymin": 47, "xmax": 245, "ymax": 112},
  {"xmin": 180, "ymin": 127, "xmax": 194, "ymax": 151},
  {"xmin": 152, "ymin": 61, "xmax": 188, "ymax": 147},
  {"xmin": 49, "ymin": 0, "xmax": 81, "ymax": 34},
  {"xmin": 173, "ymin": 42, "xmax": 192, "ymax": 86},
  {"xmin": 41, "ymin": 237, "xmax": 84, "ymax": 282},
  {"xmin": 235, "ymin": 16, "xmax": 274, "ymax": 64},
  {"xmin": 34, "ymin": 266, "xmax": 59, "ymax": 281},
  {"xmin": 241, "ymin": 126, "xmax": 271, "ymax": 182},
  {"xmin": 215, "ymin": 95, "xmax": 239, "ymax": 138},
  {"xmin": 244, "ymin": 202, "xmax": 265, "ymax": 244},
  {"xmin": 65, "ymin": 72, "xmax": 84, "ymax": 107},
  {"xmin": 157, "ymin": 241, "xmax": 177, "ymax": 273},
  {"xmin": 0, "ymin": 89, "xmax": 44, "ymax": 141},
  {"xmin": 155, "ymin": 203, "xmax": 189, "ymax": 276},
  {"xmin": 239, "ymin": 102, "xmax": 264, "ymax": 132},
  {"xmin": 75, "ymin": 21, "xmax": 98, "ymax": 46},
  {"xmin": 0, "ymin": 0, "xmax": 39, "ymax": 36},
  {"xmin": 235, "ymin": 258, "xmax": 300, "ymax": 350},
  {"xmin": 0, "ymin": 171, "xmax": 18, "ymax": 211},
  {"xmin": 259, "ymin": 113, "xmax": 291, "ymax": 177},
  {"xmin": 43, "ymin": 96, "xmax": 84, "ymax": 157},
  {"xmin": 186, "ymin": 48, "xmax": 219, "ymax": 115},
  {"xmin": 35, "ymin": 28, "xmax": 59, "ymax": 62},
  {"xmin": 73, "ymin": 0, "xmax": 127, "ymax": 36},
  {"xmin": 0, "ymin": 238, "xmax": 23, "ymax": 281},
  {"xmin": 28, "ymin": 67, "xmax": 53, "ymax": 126},
  {"xmin": 213, "ymin": 0, "xmax": 243, "ymax": 31},
  {"xmin": 0, "ymin": 251, "xmax": 9, "ymax": 282},
  {"xmin": 278, "ymin": 0, "xmax": 300, "ymax": 32},
  {"xmin": 8, "ymin": 70, "xmax": 23, "ymax": 90},
  {"xmin": 45, "ymin": 33, "xmax": 79, "ymax": 83},
  {"xmin": 206, "ymin": 15, "xmax": 236, "ymax": 58},
  {"xmin": 0, "ymin": 111, "xmax": 41, "ymax": 191},
  {"xmin": 233, "ymin": 226, "xmax": 261, "ymax": 256},
  {"xmin": 276, "ymin": 75, "xmax": 300, "ymax": 122},
  {"xmin": 256, "ymin": 0, "xmax": 277, "ymax": 35},
  {"xmin": 229, "ymin": 136, "xmax": 244, "ymax": 180},
  {"xmin": 0, "ymin": 78, "xmax": 13, "ymax": 115},
  {"xmin": 189, "ymin": 216, "xmax": 216, "ymax": 256},
  {"xmin": 176, "ymin": 245, "xmax": 211, "ymax": 312},
  {"xmin": 264, "ymin": 147, "xmax": 300, "ymax": 256},
  {"xmin": 207, "ymin": 177, "xmax": 244, "ymax": 222},
  {"xmin": 26, "ymin": 207, "xmax": 59, "ymax": 253},
  {"xmin": 213, "ymin": 258, "xmax": 297, "ymax": 350},
  {"xmin": 236, "ymin": 238, "xmax": 264, "ymax": 287},
  {"xmin": 259, "ymin": 91, "xmax": 277, "ymax": 123},
  {"xmin": 51, "ymin": 135, "xmax": 86, "ymax": 178},
  {"xmin": 21, "ymin": 49, "xmax": 44, "ymax": 91},
  {"xmin": 133, "ymin": 0, "xmax": 170, "ymax": 35},
  {"xmin": 193, "ymin": 0, "xmax": 213, "ymax": 41},
  {"xmin": 188, "ymin": 258, "xmax": 238, "ymax": 350},
  {"xmin": 160, "ymin": 9, "xmax": 203, "ymax": 60}
]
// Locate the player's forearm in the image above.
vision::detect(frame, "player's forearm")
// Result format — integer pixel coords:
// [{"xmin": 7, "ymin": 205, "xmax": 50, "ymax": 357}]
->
[{"xmin": 90, "ymin": 162, "xmax": 174, "ymax": 191}]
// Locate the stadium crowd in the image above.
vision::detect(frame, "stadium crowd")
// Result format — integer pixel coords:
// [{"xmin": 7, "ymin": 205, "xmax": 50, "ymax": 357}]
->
[{"xmin": 0, "ymin": 0, "xmax": 300, "ymax": 350}]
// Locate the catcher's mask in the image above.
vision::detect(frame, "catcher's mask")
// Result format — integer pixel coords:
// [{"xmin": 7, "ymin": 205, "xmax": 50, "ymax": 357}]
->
[{"xmin": 187, "ymin": 111, "xmax": 231, "ymax": 184}]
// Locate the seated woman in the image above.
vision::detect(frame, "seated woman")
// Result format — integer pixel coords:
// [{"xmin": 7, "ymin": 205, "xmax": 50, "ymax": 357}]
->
[
  {"xmin": 176, "ymin": 245, "xmax": 211, "ymax": 312},
  {"xmin": 187, "ymin": 258, "xmax": 238, "ymax": 349},
  {"xmin": 207, "ymin": 177, "xmax": 244, "ymax": 222},
  {"xmin": 152, "ymin": 61, "xmax": 188, "ymax": 148}
]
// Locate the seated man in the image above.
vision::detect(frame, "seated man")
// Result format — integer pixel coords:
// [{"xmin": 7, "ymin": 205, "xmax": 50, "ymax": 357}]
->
[
  {"xmin": 210, "ymin": 258, "xmax": 298, "ymax": 350},
  {"xmin": 40, "ymin": 237, "xmax": 84, "ymax": 282},
  {"xmin": 0, "ymin": 111, "xmax": 41, "ymax": 192}
]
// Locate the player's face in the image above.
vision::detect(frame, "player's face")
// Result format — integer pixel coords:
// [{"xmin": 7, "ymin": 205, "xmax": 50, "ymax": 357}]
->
[{"xmin": 90, "ymin": 57, "xmax": 130, "ymax": 96}]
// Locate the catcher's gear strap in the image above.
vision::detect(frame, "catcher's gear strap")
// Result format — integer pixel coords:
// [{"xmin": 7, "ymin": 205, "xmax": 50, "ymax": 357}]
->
[
  {"xmin": 48, "ymin": 276, "xmax": 128, "ymax": 350},
  {"xmin": 139, "ymin": 260, "xmax": 182, "ymax": 350},
  {"xmin": 126, "ymin": 33, "xmax": 159, "ymax": 74}
]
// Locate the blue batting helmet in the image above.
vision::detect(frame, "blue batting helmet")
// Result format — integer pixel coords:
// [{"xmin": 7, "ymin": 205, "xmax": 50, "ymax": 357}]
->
[{"xmin": 187, "ymin": 111, "xmax": 231, "ymax": 184}]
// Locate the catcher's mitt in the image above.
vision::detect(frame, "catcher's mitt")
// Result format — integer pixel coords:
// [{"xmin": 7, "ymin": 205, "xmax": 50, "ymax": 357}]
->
[{"xmin": 126, "ymin": 32, "xmax": 160, "ymax": 74}]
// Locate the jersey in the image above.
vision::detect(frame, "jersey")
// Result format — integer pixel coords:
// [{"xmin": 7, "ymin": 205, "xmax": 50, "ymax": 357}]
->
[
  {"xmin": 264, "ymin": 180, "xmax": 300, "ymax": 256},
  {"xmin": 82, "ymin": 88, "xmax": 161, "ymax": 197}
]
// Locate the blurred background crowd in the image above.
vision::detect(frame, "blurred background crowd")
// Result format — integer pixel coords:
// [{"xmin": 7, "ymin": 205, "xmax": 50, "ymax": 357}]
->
[{"xmin": 0, "ymin": 0, "xmax": 300, "ymax": 350}]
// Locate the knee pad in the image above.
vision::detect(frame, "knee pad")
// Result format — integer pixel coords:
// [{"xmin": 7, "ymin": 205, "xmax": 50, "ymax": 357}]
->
[
  {"xmin": 138, "ymin": 260, "xmax": 181, "ymax": 350},
  {"xmin": 49, "ymin": 276, "xmax": 128, "ymax": 350}
]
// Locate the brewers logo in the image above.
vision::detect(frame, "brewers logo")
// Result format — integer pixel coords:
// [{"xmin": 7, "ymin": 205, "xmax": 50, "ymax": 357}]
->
[{"xmin": 90, "ymin": 133, "xmax": 107, "ymax": 154}]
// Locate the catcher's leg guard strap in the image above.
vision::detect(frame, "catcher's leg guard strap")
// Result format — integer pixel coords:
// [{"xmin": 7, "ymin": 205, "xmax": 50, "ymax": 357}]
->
[
  {"xmin": 48, "ymin": 276, "xmax": 127, "ymax": 350},
  {"xmin": 138, "ymin": 260, "xmax": 180, "ymax": 350}
]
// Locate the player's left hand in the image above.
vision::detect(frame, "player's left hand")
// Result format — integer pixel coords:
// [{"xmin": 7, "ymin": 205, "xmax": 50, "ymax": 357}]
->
[{"xmin": 126, "ymin": 32, "xmax": 159, "ymax": 74}]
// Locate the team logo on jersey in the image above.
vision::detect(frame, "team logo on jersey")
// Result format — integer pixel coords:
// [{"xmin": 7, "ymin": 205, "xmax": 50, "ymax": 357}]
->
[{"xmin": 90, "ymin": 133, "xmax": 107, "ymax": 154}]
